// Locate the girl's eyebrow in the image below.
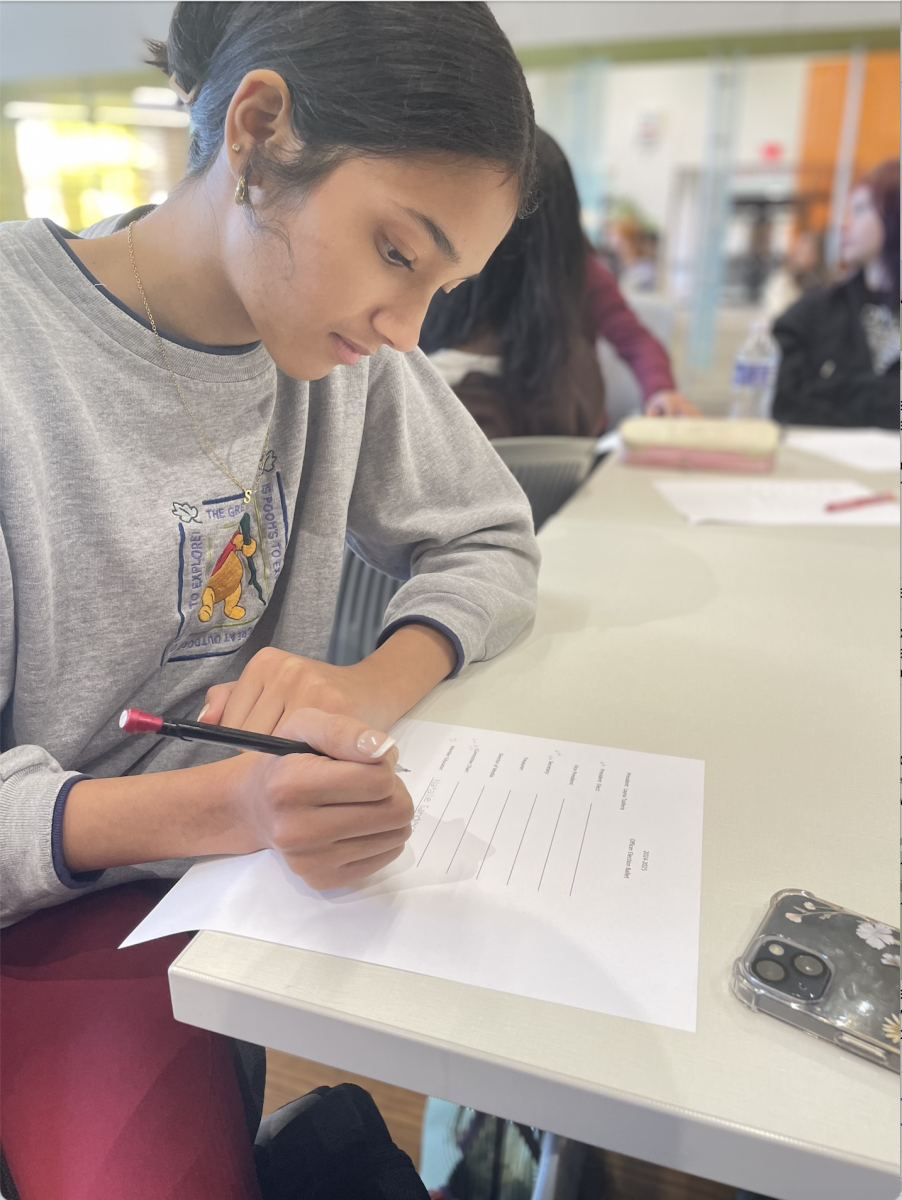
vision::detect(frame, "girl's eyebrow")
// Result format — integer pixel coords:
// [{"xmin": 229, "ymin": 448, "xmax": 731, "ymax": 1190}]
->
[{"xmin": 401, "ymin": 206, "xmax": 461, "ymax": 264}]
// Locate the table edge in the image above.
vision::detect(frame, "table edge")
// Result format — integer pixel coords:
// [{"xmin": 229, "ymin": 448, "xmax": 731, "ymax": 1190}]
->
[{"xmin": 170, "ymin": 940, "xmax": 900, "ymax": 1194}]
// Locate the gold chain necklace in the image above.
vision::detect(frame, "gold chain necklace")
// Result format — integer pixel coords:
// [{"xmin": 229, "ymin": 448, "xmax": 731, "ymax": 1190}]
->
[{"xmin": 127, "ymin": 221, "xmax": 271, "ymax": 505}]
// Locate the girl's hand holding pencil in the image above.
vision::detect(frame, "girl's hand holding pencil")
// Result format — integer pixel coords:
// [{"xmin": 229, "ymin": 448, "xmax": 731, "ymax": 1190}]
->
[
  {"xmin": 218, "ymin": 708, "xmax": 414, "ymax": 890},
  {"xmin": 65, "ymin": 708, "xmax": 414, "ymax": 891}
]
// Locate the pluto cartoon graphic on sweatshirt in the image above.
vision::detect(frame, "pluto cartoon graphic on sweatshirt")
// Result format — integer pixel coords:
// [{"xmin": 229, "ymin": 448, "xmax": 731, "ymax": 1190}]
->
[
  {"xmin": 164, "ymin": 466, "xmax": 290, "ymax": 665},
  {"xmin": 200, "ymin": 512, "xmax": 261, "ymax": 622}
]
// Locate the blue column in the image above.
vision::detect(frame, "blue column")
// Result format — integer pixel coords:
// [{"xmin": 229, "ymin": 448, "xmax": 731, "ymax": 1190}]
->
[
  {"xmin": 687, "ymin": 55, "xmax": 743, "ymax": 372},
  {"xmin": 568, "ymin": 58, "xmax": 609, "ymax": 244}
]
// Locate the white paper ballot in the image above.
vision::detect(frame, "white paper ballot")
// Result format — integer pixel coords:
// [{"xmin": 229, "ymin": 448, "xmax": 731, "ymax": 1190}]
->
[
  {"xmin": 786, "ymin": 429, "xmax": 900, "ymax": 473},
  {"xmin": 595, "ymin": 430, "xmax": 622, "ymax": 457},
  {"xmin": 124, "ymin": 720, "xmax": 706, "ymax": 1031},
  {"xmin": 656, "ymin": 478, "xmax": 899, "ymax": 526}
]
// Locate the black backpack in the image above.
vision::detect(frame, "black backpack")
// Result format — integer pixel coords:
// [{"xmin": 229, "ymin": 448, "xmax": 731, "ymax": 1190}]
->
[{"xmin": 254, "ymin": 1083, "xmax": 429, "ymax": 1200}]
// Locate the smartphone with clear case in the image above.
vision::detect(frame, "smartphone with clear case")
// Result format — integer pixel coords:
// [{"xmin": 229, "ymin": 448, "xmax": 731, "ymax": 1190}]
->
[{"xmin": 731, "ymin": 889, "xmax": 900, "ymax": 1071}]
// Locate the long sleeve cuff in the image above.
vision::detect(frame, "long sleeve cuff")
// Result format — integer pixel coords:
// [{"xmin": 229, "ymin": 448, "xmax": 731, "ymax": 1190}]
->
[
  {"xmin": 51, "ymin": 774, "xmax": 104, "ymax": 888},
  {"xmin": 376, "ymin": 616, "xmax": 464, "ymax": 678}
]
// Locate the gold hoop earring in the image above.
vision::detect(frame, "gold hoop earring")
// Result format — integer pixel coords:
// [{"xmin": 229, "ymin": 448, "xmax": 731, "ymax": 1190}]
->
[{"xmin": 234, "ymin": 171, "xmax": 248, "ymax": 205}]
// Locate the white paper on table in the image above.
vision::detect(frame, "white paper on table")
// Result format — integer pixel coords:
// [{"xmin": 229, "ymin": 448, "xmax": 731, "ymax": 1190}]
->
[
  {"xmin": 785, "ymin": 428, "xmax": 900, "ymax": 473},
  {"xmin": 124, "ymin": 720, "xmax": 705, "ymax": 1031},
  {"xmin": 595, "ymin": 430, "xmax": 622, "ymax": 457},
  {"xmin": 655, "ymin": 478, "xmax": 900, "ymax": 526}
]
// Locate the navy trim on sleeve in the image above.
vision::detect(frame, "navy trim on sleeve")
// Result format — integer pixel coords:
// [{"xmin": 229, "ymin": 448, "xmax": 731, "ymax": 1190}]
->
[
  {"xmin": 376, "ymin": 617, "xmax": 464, "ymax": 679},
  {"xmin": 51, "ymin": 775, "xmax": 104, "ymax": 889}
]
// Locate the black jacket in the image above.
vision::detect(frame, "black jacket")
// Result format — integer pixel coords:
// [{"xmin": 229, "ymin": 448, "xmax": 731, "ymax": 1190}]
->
[{"xmin": 771, "ymin": 271, "xmax": 899, "ymax": 430}]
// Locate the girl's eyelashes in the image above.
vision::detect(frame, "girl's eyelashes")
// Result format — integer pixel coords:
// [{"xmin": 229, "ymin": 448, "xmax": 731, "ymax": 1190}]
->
[{"xmin": 383, "ymin": 240, "xmax": 414, "ymax": 270}]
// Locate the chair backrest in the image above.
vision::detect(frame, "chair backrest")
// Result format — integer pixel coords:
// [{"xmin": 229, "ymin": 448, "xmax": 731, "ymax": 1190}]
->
[
  {"xmin": 326, "ymin": 545, "xmax": 404, "ymax": 667},
  {"xmin": 597, "ymin": 291, "xmax": 677, "ymax": 428},
  {"xmin": 625, "ymin": 292, "xmax": 676, "ymax": 348},
  {"xmin": 597, "ymin": 339, "xmax": 644, "ymax": 426},
  {"xmin": 490, "ymin": 436, "xmax": 598, "ymax": 532},
  {"xmin": 1, "ymin": 1148, "xmax": 20, "ymax": 1200}
]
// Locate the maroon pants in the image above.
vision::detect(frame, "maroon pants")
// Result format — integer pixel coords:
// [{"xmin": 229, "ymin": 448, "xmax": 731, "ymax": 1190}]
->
[{"xmin": 1, "ymin": 882, "xmax": 262, "ymax": 1200}]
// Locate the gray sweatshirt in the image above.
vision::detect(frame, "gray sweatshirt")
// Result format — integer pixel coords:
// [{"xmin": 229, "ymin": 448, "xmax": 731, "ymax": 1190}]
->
[{"xmin": 0, "ymin": 217, "xmax": 539, "ymax": 927}]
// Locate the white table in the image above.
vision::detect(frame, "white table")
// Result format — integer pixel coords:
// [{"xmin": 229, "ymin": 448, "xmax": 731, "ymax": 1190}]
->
[{"xmin": 169, "ymin": 443, "xmax": 900, "ymax": 1200}]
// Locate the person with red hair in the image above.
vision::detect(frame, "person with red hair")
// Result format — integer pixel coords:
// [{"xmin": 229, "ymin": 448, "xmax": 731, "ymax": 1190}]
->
[{"xmin": 771, "ymin": 159, "xmax": 899, "ymax": 428}]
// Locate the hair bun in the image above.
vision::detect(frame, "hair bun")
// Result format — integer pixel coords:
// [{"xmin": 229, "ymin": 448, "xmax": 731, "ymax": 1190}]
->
[{"xmin": 146, "ymin": 2, "xmax": 242, "ymax": 98}]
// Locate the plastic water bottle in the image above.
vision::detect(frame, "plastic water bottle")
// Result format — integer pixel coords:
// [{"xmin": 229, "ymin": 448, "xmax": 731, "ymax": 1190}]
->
[{"xmin": 729, "ymin": 322, "xmax": 780, "ymax": 419}]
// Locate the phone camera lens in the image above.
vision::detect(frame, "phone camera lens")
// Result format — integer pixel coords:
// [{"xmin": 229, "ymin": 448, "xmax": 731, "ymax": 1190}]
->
[
  {"xmin": 753, "ymin": 959, "xmax": 786, "ymax": 983},
  {"xmin": 793, "ymin": 954, "xmax": 825, "ymax": 977}
]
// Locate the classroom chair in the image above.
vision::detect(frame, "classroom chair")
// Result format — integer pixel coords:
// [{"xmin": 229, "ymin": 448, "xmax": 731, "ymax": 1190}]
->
[
  {"xmin": 491, "ymin": 435, "xmax": 598, "ymax": 533},
  {"xmin": 326, "ymin": 436, "xmax": 598, "ymax": 667},
  {"xmin": 597, "ymin": 291, "xmax": 677, "ymax": 428},
  {"xmin": 326, "ymin": 544, "xmax": 405, "ymax": 666},
  {"xmin": 0, "ymin": 1150, "xmax": 19, "ymax": 1200}
]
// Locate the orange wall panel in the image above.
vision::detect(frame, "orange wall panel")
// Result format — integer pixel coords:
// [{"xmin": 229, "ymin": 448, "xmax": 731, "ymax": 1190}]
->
[
  {"xmin": 796, "ymin": 53, "xmax": 901, "ymax": 232},
  {"xmin": 855, "ymin": 51, "xmax": 900, "ymax": 176},
  {"xmin": 796, "ymin": 58, "xmax": 847, "ymax": 230}
]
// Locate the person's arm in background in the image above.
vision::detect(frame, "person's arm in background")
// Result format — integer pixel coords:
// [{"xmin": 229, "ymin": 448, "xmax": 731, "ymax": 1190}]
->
[
  {"xmin": 585, "ymin": 255, "xmax": 700, "ymax": 417},
  {"xmin": 771, "ymin": 298, "xmax": 899, "ymax": 430}
]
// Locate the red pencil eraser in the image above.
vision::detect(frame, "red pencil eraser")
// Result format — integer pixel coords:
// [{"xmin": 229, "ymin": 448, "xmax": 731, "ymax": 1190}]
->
[{"xmin": 119, "ymin": 709, "xmax": 164, "ymax": 734}]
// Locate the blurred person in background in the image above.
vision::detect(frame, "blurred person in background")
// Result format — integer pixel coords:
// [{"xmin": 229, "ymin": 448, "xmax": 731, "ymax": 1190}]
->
[
  {"xmin": 761, "ymin": 229, "xmax": 826, "ymax": 323},
  {"xmin": 420, "ymin": 129, "xmax": 698, "ymax": 440},
  {"xmin": 742, "ymin": 207, "xmax": 774, "ymax": 306},
  {"xmin": 624, "ymin": 229, "xmax": 661, "ymax": 293},
  {"xmin": 771, "ymin": 159, "xmax": 899, "ymax": 429},
  {"xmin": 609, "ymin": 216, "xmax": 660, "ymax": 292}
]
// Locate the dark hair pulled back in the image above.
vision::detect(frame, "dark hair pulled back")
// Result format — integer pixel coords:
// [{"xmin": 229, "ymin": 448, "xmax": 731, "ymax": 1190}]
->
[
  {"xmin": 148, "ymin": 1, "xmax": 535, "ymax": 209},
  {"xmin": 419, "ymin": 128, "xmax": 588, "ymax": 402}
]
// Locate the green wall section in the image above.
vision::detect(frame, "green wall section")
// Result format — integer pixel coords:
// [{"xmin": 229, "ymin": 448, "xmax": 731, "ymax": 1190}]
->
[
  {"xmin": 515, "ymin": 26, "xmax": 900, "ymax": 70},
  {"xmin": 0, "ymin": 69, "xmax": 163, "ymax": 104},
  {"xmin": 0, "ymin": 117, "xmax": 26, "ymax": 222},
  {"xmin": 2, "ymin": 28, "xmax": 898, "ymax": 221}
]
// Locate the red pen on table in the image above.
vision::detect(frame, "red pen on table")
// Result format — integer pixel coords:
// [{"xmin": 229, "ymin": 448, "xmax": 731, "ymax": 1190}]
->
[
  {"xmin": 119, "ymin": 709, "xmax": 409, "ymax": 771},
  {"xmin": 824, "ymin": 492, "xmax": 898, "ymax": 513}
]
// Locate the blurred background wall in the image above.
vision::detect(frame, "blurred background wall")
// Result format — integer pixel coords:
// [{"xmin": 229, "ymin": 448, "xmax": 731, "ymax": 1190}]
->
[{"xmin": 1, "ymin": 1, "xmax": 898, "ymax": 411}]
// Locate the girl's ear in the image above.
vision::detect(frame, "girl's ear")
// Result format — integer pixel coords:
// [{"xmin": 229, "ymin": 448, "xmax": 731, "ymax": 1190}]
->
[{"xmin": 225, "ymin": 70, "xmax": 295, "ymax": 181}]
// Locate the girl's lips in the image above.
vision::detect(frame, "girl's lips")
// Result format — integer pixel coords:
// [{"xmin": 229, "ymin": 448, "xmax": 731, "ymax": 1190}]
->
[{"xmin": 330, "ymin": 332, "xmax": 369, "ymax": 367}]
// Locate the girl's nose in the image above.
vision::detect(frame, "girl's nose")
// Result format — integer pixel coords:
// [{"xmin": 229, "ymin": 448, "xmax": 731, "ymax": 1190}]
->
[{"xmin": 370, "ymin": 298, "xmax": 432, "ymax": 355}]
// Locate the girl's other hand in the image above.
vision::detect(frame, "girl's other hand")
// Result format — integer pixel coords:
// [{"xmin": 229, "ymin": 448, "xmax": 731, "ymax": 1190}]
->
[
  {"xmin": 200, "ymin": 627, "xmax": 458, "ymax": 737},
  {"xmin": 200, "ymin": 646, "xmax": 384, "ymax": 733}
]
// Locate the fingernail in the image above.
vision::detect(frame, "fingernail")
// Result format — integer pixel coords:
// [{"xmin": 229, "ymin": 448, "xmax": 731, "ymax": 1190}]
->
[
  {"xmin": 197, "ymin": 705, "xmax": 208, "ymax": 721},
  {"xmin": 357, "ymin": 731, "xmax": 396, "ymax": 759}
]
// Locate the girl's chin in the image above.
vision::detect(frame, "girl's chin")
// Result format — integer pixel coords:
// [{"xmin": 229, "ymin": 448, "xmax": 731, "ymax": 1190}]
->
[{"xmin": 272, "ymin": 356, "xmax": 336, "ymax": 383}]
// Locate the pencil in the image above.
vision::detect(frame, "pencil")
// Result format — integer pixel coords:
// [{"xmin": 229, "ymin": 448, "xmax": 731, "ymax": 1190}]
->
[
  {"xmin": 824, "ymin": 492, "xmax": 897, "ymax": 513},
  {"xmin": 119, "ymin": 709, "xmax": 409, "ymax": 770}
]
